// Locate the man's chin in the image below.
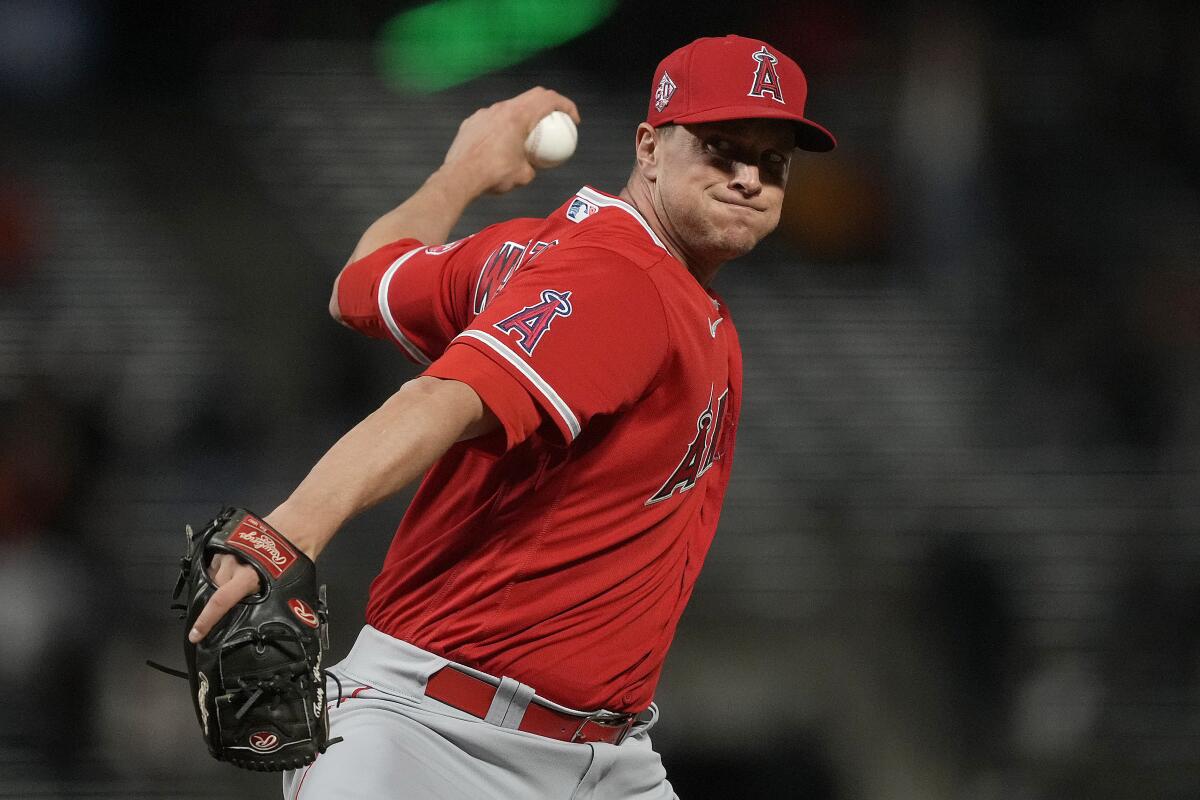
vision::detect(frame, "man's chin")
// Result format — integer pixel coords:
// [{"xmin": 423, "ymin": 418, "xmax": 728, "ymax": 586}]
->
[
  {"xmin": 680, "ymin": 222, "xmax": 765, "ymax": 266},
  {"xmin": 709, "ymin": 230, "xmax": 761, "ymax": 261}
]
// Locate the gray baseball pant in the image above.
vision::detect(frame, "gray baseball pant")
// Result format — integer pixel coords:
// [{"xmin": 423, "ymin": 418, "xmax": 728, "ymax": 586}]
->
[{"xmin": 282, "ymin": 625, "xmax": 679, "ymax": 799}]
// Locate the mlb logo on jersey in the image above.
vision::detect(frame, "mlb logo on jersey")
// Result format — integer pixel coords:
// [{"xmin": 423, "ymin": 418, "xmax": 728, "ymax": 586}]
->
[{"xmin": 566, "ymin": 197, "xmax": 599, "ymax": 224}]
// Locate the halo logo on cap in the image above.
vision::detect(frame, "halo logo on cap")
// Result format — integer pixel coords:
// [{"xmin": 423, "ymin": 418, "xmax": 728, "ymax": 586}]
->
[{"xmin": 655, "ymin": 72, "xmax": 677, "ymax": 112}]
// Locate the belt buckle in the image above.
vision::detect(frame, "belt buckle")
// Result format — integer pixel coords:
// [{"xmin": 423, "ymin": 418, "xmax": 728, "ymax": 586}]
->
[
  {"xmin": 569, "ymin": 712, "xmax": 635, "ymax": 745},
  {"xmin": 610, "ymin": 716, "xmax": 635, "ymax": 745}
]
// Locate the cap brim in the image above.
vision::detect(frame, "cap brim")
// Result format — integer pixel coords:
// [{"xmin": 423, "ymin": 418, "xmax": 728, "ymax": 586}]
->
[{"xmin": 667, "ymin": 105, "xmax": 837, "ymax": 152}]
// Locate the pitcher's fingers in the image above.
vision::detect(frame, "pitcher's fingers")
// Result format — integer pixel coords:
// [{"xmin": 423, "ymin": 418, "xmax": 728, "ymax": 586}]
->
[
  {"xmin": 518, "ymin": 86, "xmax": 580, "ymax": 125},
  {"xmin": 188, "ymin": 564, "xmax": 261, "ymax": 643},
  {"xmin": 544, "ymin": 90, "xmax": 579, "ymax": 125},
  {"xmin": 551, "ymin": 94, "xmax": 580, "ymax": 125},
  {"xmin": 209, "ymin": 552, "xmax": 241, "ymax": 585},
  {"xmin": 554, "ymin": 96, "xmax": 578, "ymax": 125}
]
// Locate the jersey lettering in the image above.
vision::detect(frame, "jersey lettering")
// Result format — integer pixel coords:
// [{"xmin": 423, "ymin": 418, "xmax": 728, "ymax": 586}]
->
[
  {"xmin": 493, "ymin": 289, "xmax": 573, "ymax": 356},
  {"xmin": 698, "ymin": 387, "xmax": 730, "ymax": 476},
  {"xmin": 747, "ymin": 46, "xmax": 785, "ymax": 104},
  {"xmin": 474, "ymin": 241, "xmax": 528, "ymax": 313},
  {"xmin": 647, "ymin": 390, "xmax": 714, "ymax": 505},
  {"xmin": 647, "ymin": 385, "xmax": 732, "ymax": 504},
  {"xmin": 527, "ymin": 239, "xmax": 559, "ymax": 263}
]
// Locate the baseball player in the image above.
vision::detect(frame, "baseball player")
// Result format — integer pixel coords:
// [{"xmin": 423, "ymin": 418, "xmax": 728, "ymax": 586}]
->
[{"xmin": 189, "ymin": 35, "xmax": 834, "ymax": 798}]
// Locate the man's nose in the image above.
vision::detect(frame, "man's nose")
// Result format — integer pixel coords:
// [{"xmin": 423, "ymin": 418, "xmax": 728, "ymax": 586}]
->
[{"xmin": 729, "ymin": 161, "xmax": 762, "ymax": 196}]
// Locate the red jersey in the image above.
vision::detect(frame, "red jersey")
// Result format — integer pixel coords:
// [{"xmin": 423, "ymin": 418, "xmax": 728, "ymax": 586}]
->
[{"xmin": 336, "ymin": 187, "xmax": 742, "ymax": 712}]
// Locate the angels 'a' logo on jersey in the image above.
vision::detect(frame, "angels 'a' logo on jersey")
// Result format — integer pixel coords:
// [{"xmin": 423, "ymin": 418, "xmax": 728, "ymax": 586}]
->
[
  {"xmin": 494, "ymin": 289, "xmax": 573, "ymax": 356},
  {"xmin": 747, "ymin": 46, "xmax": 785, "ymax": 104},
  {"xmin": 646, "ymin": 385, "xmax": 732, "ymax": 505}
]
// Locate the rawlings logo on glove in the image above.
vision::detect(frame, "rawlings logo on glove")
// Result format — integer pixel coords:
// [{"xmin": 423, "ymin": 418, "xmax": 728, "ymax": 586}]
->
[{"xmin": 225, "ymin": 517, "xmax": 299, "ymax": 577}]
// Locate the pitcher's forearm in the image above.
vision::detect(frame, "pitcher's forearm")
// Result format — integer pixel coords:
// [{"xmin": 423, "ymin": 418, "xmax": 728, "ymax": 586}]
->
[
  {"xmin": 348, "ymin": 163, "xmax": 485, "ymax": 262},
  {"xmin": 265, "ymin": 377, "xmax": 492, "ymax": 558}
]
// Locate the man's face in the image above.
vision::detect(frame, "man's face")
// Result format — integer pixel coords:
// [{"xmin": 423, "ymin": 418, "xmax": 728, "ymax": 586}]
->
[{"xmin": 649, "ymin": 118, "xmax": 795, "ymax": 266}]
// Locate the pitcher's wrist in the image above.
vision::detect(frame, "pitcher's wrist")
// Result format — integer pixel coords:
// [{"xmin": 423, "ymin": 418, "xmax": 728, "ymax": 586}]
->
[
  {"xmin": 428, "ymin": 161, "xmax": 487, "ymax": 206},
  {"xmin": 263, "ymin": 502, "xmax": 335, "ymax": 561}
]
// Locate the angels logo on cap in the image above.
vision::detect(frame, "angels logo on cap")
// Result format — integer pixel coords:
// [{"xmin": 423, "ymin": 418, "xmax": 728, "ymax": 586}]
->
[
  {"xmin": 645, "ymin": 34, "xmax": 836, "ymax": 152},
  {"xmin": 747, "ymin": 47, "xmax": 785, "ymax": 103}
]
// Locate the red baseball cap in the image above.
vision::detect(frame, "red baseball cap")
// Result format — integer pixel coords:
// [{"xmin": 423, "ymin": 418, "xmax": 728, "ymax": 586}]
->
[{"xmin": 646, "ymin": 35, "xmax": 836, "ymax": 152}]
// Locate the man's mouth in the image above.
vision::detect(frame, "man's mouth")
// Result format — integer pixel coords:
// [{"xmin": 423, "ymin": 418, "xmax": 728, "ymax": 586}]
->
[{"xmin": 714, "ymin": 196, "xmax": 764, "ymax": 212}]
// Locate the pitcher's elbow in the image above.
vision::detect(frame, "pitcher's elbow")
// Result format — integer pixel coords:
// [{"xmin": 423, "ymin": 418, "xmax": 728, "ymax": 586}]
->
[{"xmin": 329, "ymin": 272, "xmax": 348, "ymax": 326}]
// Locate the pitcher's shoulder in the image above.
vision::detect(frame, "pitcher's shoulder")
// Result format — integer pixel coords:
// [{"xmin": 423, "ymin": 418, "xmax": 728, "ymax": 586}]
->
[{"xmin": 546, "ymin": 187, "xmax": 672, "ymax": 266}]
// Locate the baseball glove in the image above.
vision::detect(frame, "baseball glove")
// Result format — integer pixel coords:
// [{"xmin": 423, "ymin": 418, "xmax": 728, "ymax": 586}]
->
[{"xmin": 149, "ymin": 507, "xmax": 337, "ymax": 771}]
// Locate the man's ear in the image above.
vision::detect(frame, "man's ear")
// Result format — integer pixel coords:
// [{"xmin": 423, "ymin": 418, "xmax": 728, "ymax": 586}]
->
[{"xmin": 634, "ymin": 123, "xmax": 662, "ymax": 181}]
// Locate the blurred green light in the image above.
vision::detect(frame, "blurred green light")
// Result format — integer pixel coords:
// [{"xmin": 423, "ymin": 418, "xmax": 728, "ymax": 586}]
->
[{"xmin": 378, "ymin": 0, "xmax": 617, "ymax": 93}]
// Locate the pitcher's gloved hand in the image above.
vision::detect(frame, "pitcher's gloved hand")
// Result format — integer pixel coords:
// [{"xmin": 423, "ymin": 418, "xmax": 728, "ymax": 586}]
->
[{"xmin": 172, "ymin": 507, "xmax": 335, "ymax": 771}]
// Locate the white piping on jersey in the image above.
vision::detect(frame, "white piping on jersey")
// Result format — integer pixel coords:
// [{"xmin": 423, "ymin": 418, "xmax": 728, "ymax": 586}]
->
[
  {"xmin": 377, "ymin": 246, "xmax": 433, "ymax": 366},
  {"xmin": 575, "ymin": 187, "xmax": 668, "ymax": 253},
  {"xmin": 454, "ymin": 329, "xmax": 582, "ymax": 441}
]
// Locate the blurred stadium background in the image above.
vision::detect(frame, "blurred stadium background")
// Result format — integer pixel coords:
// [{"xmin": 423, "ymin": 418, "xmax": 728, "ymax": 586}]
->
[{"xmin": 1, "ymin": 1, "xmax": 1198, "ymax": 798}]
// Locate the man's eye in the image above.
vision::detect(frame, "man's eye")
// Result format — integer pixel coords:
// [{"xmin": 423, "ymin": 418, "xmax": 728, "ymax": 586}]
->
[{"xmin": 707, "ymin": 139, "xmax": 732, "ymax": 155}]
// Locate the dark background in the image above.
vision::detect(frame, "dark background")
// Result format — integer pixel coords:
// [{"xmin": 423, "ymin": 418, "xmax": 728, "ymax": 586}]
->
[{"xmin": 2, "ymin": 1, "xmax": 1199, "ymax": 798}]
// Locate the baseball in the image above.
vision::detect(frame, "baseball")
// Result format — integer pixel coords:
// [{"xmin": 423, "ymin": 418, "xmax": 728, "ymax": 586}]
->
[{"xmin": 524, "ymin": 111, "xmax": 577, "ymax": 169}]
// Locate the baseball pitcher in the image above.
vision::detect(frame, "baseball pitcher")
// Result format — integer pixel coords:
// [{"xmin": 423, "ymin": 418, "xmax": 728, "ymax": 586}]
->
[{"xmin": 174, "ymin": 35, "xmax": 835, "ymax": 798}]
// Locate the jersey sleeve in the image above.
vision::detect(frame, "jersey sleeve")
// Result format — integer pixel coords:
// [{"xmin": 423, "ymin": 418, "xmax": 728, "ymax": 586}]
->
[
  {"xmin": 336, "ymin": 236, "xmax": 460, "ymax": 364},
  {"xmin": 338, "ymin": 226, "xmax": 552, "ymax": 367},
  {"xmin": 422, "ymin": 245, "xmax": 670, "ymax": 448}
]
